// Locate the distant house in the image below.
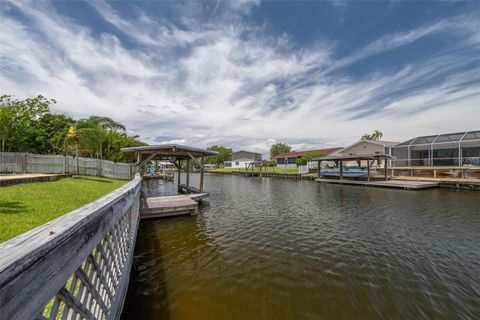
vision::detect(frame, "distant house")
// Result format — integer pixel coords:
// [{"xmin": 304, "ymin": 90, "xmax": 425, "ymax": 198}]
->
[
  {"xmin": 335, "ymin": 140, "xmax": 399, "ymax": 167},
  {"xmin": 224, "ymin": 150, "xmax": 262, "ymax": 168},
  {"xmin": 272, "ymin": 148, "xmax": 342, "ymax": 167},
  {"xmin": 338, "ymin": 140, "xmax": 398, "ymax": 157}
]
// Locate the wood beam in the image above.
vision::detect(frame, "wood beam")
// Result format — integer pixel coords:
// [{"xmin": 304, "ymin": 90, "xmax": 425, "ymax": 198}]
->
[
  {"xmin": 177, "ymin": 160, "xmax": 182, "ymax": 188},
  {"xmin": 186, "ymin": 158, "xmax": 190, "ymax": 188},
  {"xmin": 137, "ymin": 152, "xmax": 160, "ymax": 170},
  {"xmin": 367, "ymin": 160, "xmax": 370, "ymax": 182},
  {"xmin": 384, "ymin": 158, "xmax": 388, "ymax": 181},
  {"xmin": 339, "ymin": 160, "xmax": 343, "ymax": 180},
  {"xmin": 200, "ymin": 155, "xmax": 205, "ymax": 192}
]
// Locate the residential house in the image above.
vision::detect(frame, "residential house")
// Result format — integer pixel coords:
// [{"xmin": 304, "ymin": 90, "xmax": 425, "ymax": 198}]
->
[
  {"xmin": 336, "ymin": 140, "xmax": 399, "ymax": 167},
  {"xmin": 272, "ymin": 148, "xmax": 342, "ymax": 167},
  {"xmin": 391, "ymin": 130, "xmax": 480, "ymax": 166},
  {"xmin": 224, "ymin": 150, "xmax": 263, "ymax": 168}
]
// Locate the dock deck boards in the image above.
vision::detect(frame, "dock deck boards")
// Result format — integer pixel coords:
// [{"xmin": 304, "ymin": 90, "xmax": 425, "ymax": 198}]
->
[
  {"xmin": 315, "ymin": 178, "xmax": 439, "ymax": 190},
  {"xmin": 0, "ymin": 173, "xmax": 70, "ymax": 186},
  {"xmin": 140, "ymin": 193, "xmax": 209, "ymax": 219}
]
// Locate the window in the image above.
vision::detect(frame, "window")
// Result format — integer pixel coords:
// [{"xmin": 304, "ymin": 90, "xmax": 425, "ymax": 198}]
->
[{"xmin": 235, "ymin": 162, "xmax": 239, "ymax": 166}]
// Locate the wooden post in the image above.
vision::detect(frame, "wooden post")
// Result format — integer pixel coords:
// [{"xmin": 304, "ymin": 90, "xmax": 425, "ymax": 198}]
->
[
  {"xmin": 200, "ymin": 155, "xmax": 204, "ymax": 192},
  {"xmin": 186, "ymin": 158, "xmax": 190, "ymax": 188},
  {"xmin": 177, "ymin": 160, "xmax": 182, "ymax": 188},
  {"xmin": 135, "ymin": 151, "xmax": 141, "ymax": 173},
  {"xmin": 339, "ymin": 160, "xmax": 343, "ymax": 180},
  {"xmin": 317, "ymin": 160, "xmax": 321, "ymax": 178},
  {"xmin": 384, "ymin": 158, "xmax": 388, "ymax": 181},
  {"xmin": 367, "ymin": 160, "xmax": 370, "ymax": 182}
]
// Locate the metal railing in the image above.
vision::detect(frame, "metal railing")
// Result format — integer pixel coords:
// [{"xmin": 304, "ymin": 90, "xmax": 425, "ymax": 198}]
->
[
  {"xmin": 0, "ymin": 174, "xmax": 142, "ymax": 319},
  {"xmin": 391, "ymin": 157, "xmax": 480, "ymax": 167}
]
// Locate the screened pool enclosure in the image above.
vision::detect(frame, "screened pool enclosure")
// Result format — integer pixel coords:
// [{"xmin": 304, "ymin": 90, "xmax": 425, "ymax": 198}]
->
[{"xmin": 391, "ymin": 131, "xmax": 480, "ymax": 167}]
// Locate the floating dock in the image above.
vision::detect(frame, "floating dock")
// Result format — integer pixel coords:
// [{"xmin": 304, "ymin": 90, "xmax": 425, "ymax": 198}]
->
[
  {"xmin": 315, "ymin": 178, "xmax": 439, "ymax": 190},
  {"xmin": 140, "ymin": 193, "xmax": 209, "ymax": 219}
]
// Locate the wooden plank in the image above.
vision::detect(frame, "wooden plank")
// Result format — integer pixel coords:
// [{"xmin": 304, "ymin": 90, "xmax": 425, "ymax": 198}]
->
[{"xmin": 140, "ymin": 195, "xmax": 199, "ymax": 219}]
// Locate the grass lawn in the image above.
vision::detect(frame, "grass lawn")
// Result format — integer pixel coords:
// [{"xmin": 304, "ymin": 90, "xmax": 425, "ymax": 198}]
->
[
  {"xmin": 209, "ymin": 167, "xmax": 299, "ymax": 174},
  {"xmin": 0, "ymin": 176, "xmax": 127, "ymax": 243}
]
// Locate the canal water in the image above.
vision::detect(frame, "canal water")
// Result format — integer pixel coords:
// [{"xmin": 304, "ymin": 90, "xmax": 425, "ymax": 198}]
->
[{"xmin": 122, "ymin": 174, "xmax": 480, "ymax": 319}]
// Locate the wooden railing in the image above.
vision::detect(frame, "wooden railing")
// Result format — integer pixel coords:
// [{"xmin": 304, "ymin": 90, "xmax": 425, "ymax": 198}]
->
[{"xmin": 0, "ymin": 174, "xmax": 142, "ymax": 319}]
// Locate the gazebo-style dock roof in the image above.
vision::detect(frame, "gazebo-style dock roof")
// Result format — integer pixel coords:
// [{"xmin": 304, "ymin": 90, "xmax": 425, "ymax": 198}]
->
[
  {"xmin": 121, "ymin": 144, "xmax": 217, "ymax": 193},
  {"xmin": 121, "ymin": 144, "xmax": 218, "ymax": 219}
]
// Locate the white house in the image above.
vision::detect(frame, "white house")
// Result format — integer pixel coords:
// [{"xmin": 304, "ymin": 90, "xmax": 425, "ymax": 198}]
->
[{"xmin": 224, "ymin": 150, "xmax": 262, "ymax": 168}]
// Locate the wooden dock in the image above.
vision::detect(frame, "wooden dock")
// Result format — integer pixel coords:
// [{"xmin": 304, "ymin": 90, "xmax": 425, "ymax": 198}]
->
[
  {"xmin": 0, "ymin": 173, "xmax": 70, "ymax": 186},
  {"xmin": 315, "ymin": 178, "xmax": 439, "ymax": 190},
  {"xmin": 140, "ymin": 193, "xmax": 209, "ymax": 219}
]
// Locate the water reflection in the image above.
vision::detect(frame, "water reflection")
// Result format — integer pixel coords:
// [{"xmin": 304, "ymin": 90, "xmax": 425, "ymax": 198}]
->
[{"xmin": 123, "ymin": 174, "xmax": 480, "ymax": 319}]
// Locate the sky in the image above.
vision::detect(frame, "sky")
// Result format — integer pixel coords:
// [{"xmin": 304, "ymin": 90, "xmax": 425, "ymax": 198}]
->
[{"xmin": 1, "ymin": 0, "xmax": 480, "ymax": 155}]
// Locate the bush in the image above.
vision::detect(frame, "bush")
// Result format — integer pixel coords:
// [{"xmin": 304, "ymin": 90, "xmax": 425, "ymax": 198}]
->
[{"xmin": 296, "ymin": 157, "xmax": 307, "ymax": 167}]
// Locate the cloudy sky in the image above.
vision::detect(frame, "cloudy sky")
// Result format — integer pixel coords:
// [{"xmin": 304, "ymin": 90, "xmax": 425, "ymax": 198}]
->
[{"xmin": 1, "ymin": 0, "xmax": 479, "ymax": 154}]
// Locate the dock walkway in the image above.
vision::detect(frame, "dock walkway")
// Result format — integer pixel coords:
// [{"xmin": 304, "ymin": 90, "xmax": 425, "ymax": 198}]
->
[
  {"xmin": 0, "ymin": 173, "xmax": 70, "ymax": 186},
  {"xmin": 140, "ymin": 193, "xmax": 209, "ymax": 219},
  {"xmin": 315, "ymin": 178, "xmax": 439, "ymax": 190}
]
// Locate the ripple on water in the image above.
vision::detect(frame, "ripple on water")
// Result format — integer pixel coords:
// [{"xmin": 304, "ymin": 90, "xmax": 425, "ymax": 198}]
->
[{"xmin": 122, "ymin": 175, "xmax": 480, "ymax": 320}]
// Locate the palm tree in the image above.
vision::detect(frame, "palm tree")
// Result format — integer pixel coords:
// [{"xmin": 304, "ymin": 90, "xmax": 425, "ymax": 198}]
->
[
  {"xmin": 361, "ymin": 130, "xmax": 383, "ymax": 141},
  {"xmin": 67, "ymin": 126, "xmax": 80, "ymax": 173}
]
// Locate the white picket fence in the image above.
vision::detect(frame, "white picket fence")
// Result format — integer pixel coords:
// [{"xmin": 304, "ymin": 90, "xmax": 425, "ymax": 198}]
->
[{"xmin": 0, "ymin": 152, "xmax": 136, "ymax": 180}]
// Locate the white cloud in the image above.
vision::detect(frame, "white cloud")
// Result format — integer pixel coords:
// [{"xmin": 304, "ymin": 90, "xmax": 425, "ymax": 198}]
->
[{"xmin": 1, "ymin": 1, "xmax": 479, "ymax": 156}]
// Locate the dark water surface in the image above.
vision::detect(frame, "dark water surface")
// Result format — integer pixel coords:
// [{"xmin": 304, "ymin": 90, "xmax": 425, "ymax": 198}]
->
[{"xmin": 122, "ymin": 174, "xmax": 480, "ymax": 320}]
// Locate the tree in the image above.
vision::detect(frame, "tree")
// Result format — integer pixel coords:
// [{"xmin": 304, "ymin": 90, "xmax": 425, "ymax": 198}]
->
[
  {"xmin": 296, "ymin": 157, "xmax": 307, "ymax": 167},
  {"xmin": 32, "ymin": 113, "xmax": 74, "ymax": 154},
  {"xmin": 303, "ymin": 150, "xmax": 326, "ymax": 161},
  {"xmin": 361, "ymin": 130, "xmax": 383, "ymax": 141},
  {"xmin": 206, "ymin": 145, "xmax": 233, "ymax": 167},
  {"xmin": 270, "ymin": 142, "xmax": 291, "ymax": 158},
  {"xmin": 0, "ymin": 95, "xmax": 54, "ymax": 152},
  {"xmin": 1, "ymin": 94, "xmax": 146, "ymax": 161}
]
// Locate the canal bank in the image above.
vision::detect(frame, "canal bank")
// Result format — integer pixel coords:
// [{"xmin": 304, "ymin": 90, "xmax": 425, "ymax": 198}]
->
[
  {"xmin": 207, "ymin": 170, "xmax": 480, "ymax": 190},
  {"xmin": 122, "ymin": 174, "xmax": 480, "ymax": 319}
]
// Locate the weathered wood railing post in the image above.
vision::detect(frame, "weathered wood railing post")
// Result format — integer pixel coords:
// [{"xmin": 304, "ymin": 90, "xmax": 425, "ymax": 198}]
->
[{"xmin": 0, "ymin": 174, "xmax": 142, "ymax": 320}]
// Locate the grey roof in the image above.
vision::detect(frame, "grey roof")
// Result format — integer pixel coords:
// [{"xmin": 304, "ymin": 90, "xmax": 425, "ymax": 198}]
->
[
  {"xmin": 395, "ymin": 130, "xmax": 480, "ymax": 147},
  {"xmin": 121, "ymin": 144, "xmax": 218, "ymax": 156},
  {"xmin": 233, "ymin": 150, "xmax": 263, "ymax": 155}
]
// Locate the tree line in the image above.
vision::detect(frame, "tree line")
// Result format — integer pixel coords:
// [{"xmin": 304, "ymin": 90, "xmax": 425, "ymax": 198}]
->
[{"xmin": 0, "ymin": 95, "xmax": 145, "ymax": 162}]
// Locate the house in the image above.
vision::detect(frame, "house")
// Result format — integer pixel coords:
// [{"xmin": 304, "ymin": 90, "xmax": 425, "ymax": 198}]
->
[
  {"xmin": 391, "ymin": 130, "xmax": 480, "ymax": 167},
  {"xmin": 224, "ymin": 150, "xmax": 263, "ymax": 168},
  {"xmin": 338, "ymin": 140, "xmax": 398, "ymax": 157},
  {"xmin": 272, "ymin": 148, "xmax": 342, "ymax": 167},
  {"xmin": 336, "ymin": 140, "xmax": 399, "ymax": 167}
]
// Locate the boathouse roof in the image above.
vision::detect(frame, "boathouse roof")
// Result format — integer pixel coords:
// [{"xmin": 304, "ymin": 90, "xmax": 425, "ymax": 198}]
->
[{"xmin": 121, "ymin": 144, "xmax": 218, "ymax": 158}]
